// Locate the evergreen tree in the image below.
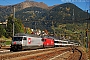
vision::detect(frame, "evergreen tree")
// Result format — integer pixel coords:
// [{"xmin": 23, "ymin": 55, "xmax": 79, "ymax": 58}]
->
[
  {"xmin": 0, "ymin": 26, "xmax": 6, "ymax": 37},
  {"xmin": 6, "ymin": 16, "xmax": 13, "ymax": 37}
]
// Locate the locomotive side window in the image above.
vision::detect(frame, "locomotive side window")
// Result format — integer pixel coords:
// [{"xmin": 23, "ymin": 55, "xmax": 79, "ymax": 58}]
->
[
  {"xmin": 54, "ymin": 41, "xmax": 60, "ymax": 43},
  {"xmin": 62, "ymin": 42, "xmax": 68, "ymax": 44},
  {"xmin": 23, "ymin": 37, "xmax": 27, "ymax": 40}
]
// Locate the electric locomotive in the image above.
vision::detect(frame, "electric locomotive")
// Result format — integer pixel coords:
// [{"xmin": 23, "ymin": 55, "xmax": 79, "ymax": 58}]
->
[{"xmin": 10, "ymin": 33, "xmax": 43, "ymax": 51}]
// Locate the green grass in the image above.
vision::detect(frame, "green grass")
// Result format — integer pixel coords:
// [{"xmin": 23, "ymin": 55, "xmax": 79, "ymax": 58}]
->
[
  {"xmin": 0, "ymin": 36, "xmax": 12, "ymax": 45},
  {"xmin": 5, "ymin": 41, "xmax": 11, "ymax": 45}
]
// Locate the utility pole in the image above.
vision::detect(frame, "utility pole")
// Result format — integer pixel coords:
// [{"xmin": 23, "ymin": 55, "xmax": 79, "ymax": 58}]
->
[
  {"xmin": 72, "ymin": 9, "xmax": 75, "ymax": 24},
  {"xmin": 13, "ymin": 6, "xmax": 15, "ymax": 36},
  {"xmin": 35, "ymin": 21, "xmax": 36, "ymax": 30},
  {"xmin": 86, "ymin": 10, "xmax": 89, "ymax": 52},
  {"xmin": 14, "ymin": 6, "xmax": 15, "ymax": 19},
  {"xmin": 52, "ymin": 21, "xmax": 55, "ymax": 37}
]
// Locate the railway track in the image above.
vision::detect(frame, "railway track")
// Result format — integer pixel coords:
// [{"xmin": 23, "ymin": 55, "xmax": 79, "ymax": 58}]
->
[
  {"xmin": 0, "ymin": 49, "xmax": 10, "ymax": 53},
  {"xmin": 67, "ymin": 48, "xmax": 81, "ymax": 60},
  {"xmin": 0, "ymin": 47, "xmax": 88, "ymax": 60},
  {"xmin": 0, "ymin": 47, "xmax": 71, "ymax": 60},
  {"xmin": 67, "ymin": 47, "xmax": 88, "ymax": 60},
  {"xmin": 0, "ymin": 46, "xmax": 10, "ymax": 54}
]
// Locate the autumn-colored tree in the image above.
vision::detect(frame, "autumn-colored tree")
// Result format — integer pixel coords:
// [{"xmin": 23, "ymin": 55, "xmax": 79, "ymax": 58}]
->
[
  {"xmin": 44, "ymin": 29, "xmax": 48, "ymax": 35},
  {"xmin": 25, "ymin": 27, "xmax": 32, "ymax": 34}
]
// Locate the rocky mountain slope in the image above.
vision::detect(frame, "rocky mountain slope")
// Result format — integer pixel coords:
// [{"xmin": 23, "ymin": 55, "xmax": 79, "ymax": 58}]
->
[{"xmin": 0, "ymin": 1, "xmax": 89, "ymax": 31}]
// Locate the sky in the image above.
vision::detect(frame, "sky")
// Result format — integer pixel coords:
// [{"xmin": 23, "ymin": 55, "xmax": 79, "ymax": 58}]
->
[{"xmin": 0, "ymin": 0, "xmax": 90, "ymax": 12}]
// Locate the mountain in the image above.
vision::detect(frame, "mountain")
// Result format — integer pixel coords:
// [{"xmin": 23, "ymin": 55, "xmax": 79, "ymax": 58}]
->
[
  {"xmin": 0, "ymin": 1, "xmax": 89, "ymax": 31},
  {"xmin": 0, "ymin": 1, "xmax": 48, "ymax": 21},
  {"xmin": 16, "ymin": 6, "xmax": 48, "ymax": 21},
  {"xmin": 0, "ymin": 5, "xmax": 13, "ymax": 21},
  {"xmin": 14, "ymin": 1, "xmax": 48, "ymax": 11},
  {"xmin": 46, "ymin": 3, "xmax": 88, "ymax": 23}
]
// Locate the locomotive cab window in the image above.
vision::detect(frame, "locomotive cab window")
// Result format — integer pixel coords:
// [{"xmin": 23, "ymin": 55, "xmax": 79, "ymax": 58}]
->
[{"xmin": 13, "ymin": 37, "xmax": 23, "ymax": 41}]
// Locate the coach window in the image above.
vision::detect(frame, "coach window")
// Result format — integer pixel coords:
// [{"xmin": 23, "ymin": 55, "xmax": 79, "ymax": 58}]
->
[{"xmin": 23, "ymin": 37, "xmax": 27, "ymax": 40}]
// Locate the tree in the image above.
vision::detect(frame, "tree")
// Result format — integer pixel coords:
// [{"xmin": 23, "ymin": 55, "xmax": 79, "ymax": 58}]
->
[
  {"xmin": 25, "ymin": 27, "xmax": 32, "ymax": 34},
  {"xmin": 6, "ymin": 16, "xmax": 25, "ymax": 37},
  {"xmin": 6, "ymin": 16, "xmax": 13, "ymax": 37},
  {"xmin": 0, "ymin": 26, "xmax": 6, "ymax": 37},
  {"xmin": 14, "ymin": 19, "xmax": 24, "ymax": 34}
]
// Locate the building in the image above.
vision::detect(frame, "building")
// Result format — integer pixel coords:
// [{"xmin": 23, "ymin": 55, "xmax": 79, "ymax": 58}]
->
[{"xmin": 0, "ymin": 20, "xmax": 8, "ymax": 28}]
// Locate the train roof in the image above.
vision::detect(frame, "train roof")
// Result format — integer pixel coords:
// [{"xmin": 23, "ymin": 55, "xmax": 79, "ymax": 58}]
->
[
  {"xmin": 15, "ymin": 33, "xmax": 29, "ymax": 36},
  {"xmin": 14, "ymin": 33, "xmax": 41, "ymax": 38}
]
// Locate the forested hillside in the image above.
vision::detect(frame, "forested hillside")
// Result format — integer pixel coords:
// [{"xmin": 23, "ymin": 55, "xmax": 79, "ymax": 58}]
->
[{"xmin": 0, "ymin": 1, "xmax": 90, "ymax": 32}]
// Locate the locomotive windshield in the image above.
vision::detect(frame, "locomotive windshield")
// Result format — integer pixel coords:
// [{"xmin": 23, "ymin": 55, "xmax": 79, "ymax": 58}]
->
[{"xmin": 13, "ymin": 37, "xmax": 23, "ymax": 41}]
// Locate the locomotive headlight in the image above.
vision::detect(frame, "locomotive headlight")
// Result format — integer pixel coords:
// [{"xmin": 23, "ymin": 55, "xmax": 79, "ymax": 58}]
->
[
  {"xmin": 14, "ymin": 42, "xmax": 16, "ymax": 44},
  {"xmin": 47, "ymin": 43, "xmax": 49, "ymax": 45}
]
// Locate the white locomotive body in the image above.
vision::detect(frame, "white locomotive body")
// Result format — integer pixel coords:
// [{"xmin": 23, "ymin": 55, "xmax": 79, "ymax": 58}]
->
[{"xmin": 10, "ymin": 33, "xmax": 43, "ymax": 51}]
